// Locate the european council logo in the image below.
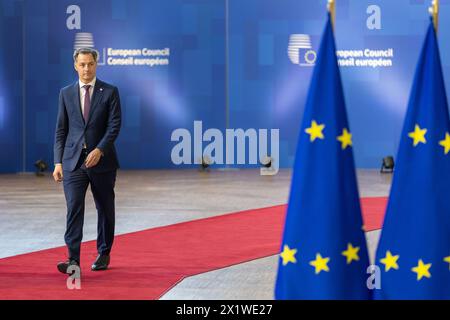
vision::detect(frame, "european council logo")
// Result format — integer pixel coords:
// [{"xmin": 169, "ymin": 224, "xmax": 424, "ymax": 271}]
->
[
  {"xmin": 287, "ymin": 34, "xmax": 317, "ymax": 67},
  {"xmin": 73, "ymin": 32, "xmax": 95, "ymax": 50}
]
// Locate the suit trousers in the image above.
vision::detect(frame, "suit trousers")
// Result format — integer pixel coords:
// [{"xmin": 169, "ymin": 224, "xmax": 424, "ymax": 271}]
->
[{"xmin": 63, "ymin": 149, "xmax": 117, "ymax": 263}]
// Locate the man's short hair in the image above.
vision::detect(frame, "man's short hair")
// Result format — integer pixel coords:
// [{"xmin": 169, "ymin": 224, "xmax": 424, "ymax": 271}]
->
[{"xmin": 73, "ymin": 47, "xmax": 99, "ymax": 62}]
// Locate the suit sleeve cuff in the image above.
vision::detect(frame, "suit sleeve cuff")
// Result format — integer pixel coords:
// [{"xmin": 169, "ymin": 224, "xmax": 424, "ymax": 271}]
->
[{"xmin": 96, "ymin": 147, "xmax": 104, "ymax": 156}]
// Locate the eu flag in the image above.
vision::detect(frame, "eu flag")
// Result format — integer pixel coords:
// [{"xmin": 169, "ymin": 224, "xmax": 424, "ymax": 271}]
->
[
  {"xmin": 274, "ymin": 15, "xmax": 371, "ymax": 299},
  {"xmin": 374, "ymin": 20, "xmax": 450, "ymax": 299}
]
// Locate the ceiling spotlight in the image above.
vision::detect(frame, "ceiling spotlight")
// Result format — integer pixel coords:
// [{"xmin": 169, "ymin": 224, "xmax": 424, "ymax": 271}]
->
[
  {"xmin": 380, "ymin": 156, "xmax": 394, "ymax": 173},
  {"xmin": 34, "ymin": 159, "xmax": 48, "ymax": 176}
]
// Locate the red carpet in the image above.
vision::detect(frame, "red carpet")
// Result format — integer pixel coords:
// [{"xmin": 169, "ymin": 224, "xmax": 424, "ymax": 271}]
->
[
  {"xmin": 0, "ymin": 197, "xmax": 387, "ymax": 300},
  {"xmin": 360, "ymin": 197, "xmax": 388, "ymax": 231}
]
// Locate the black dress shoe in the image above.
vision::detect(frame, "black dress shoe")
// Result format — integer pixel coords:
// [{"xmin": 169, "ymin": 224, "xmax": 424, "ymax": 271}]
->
[
  {"xmin": 57, "ymin": 259, "xmax": 80, "ymax": 275},
  {"xmin": 91, "ymin": 254, "xmax": 110, "ymax": 271}
]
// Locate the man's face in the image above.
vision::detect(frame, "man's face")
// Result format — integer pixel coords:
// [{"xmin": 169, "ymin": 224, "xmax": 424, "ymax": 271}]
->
[{"xmin": 74, "ymin": 53, "xmax": 97, "ymax": 83}]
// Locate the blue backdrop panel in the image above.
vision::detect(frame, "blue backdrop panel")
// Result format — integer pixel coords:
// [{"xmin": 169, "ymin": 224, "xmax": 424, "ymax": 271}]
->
[
  {"xmin": 1, "ymin": 0, "xmax": 450, "ymax": 172},
  {"xmin": 229, "ymin": 0, "xmax": 450, "ymax": 168},
  {"xmin": 22, "ymin": 0, "xmax": 225, "ymax": 172},
  {"xmin": 0, "ymin": 0, "xmax": 22, "ymax": 173}
]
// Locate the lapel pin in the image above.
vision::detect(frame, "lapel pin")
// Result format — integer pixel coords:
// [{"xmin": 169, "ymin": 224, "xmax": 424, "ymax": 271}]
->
[{"xmin": 100, "ymin": 88, "xmax": 103, "ymax": 92}]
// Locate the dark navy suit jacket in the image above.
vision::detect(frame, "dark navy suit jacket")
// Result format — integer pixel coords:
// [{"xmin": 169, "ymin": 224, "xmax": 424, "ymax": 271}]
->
[{"xmin": 54, "ymin": 79, "xmax": 122, "ymax": 172}]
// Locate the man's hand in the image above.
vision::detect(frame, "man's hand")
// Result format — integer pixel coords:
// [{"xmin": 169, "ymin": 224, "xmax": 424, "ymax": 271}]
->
[
  {"xmin": 53, "ymin": 165, "xmax": 63, "ymax": 182},
  {"xmin": 85, "ymin": 148, "xmax": 103, "ymax": 168}
]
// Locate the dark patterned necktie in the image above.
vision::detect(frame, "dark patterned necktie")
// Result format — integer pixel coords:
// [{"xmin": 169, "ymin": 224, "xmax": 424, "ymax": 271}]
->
[{"xmin": 83, "ymin": 85, "xmax": 91, "ymax": 122}]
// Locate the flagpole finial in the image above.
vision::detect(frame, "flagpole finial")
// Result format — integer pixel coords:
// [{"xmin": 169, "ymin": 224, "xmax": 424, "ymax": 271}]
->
[
  {"xmin": 429, "ymin": 0, "xmax": 439, "ymax": 32},
  {"xmin": 327, "ymin": 0, "xmax": 336, "ymax": 29}
]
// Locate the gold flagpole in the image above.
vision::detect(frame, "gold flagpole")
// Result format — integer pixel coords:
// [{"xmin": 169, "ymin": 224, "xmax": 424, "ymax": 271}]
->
[
  {"xmin": 327, "ymin": 0, "xmax": 336, "ymax": 29},
  {"xmin": 429, "ymin": 0, "xmax": 439, "ymax": 32}
]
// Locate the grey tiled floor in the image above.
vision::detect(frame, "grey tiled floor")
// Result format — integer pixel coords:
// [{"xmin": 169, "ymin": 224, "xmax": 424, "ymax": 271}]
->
[{"xmin": 0, "ymin": 169, "xmax": 391, "ymax": 299}]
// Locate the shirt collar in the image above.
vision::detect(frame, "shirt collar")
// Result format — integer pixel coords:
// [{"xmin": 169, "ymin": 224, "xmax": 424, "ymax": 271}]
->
[{"xmin": 79, "ymin": 77, "xmax": 96, "ymax": 89}]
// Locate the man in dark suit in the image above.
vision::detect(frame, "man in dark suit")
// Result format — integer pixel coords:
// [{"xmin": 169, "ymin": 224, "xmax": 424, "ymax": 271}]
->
[{"xmin": 53, "ymin": 47, "xmax": 121, "ymax": 274}]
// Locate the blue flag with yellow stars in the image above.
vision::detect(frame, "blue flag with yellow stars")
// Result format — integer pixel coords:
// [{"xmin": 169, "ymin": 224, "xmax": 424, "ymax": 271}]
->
[
  {"xmin": 274, "ymin": 15, "xmax": 371, "ymax": 300},
  {"xmin": 374, "ymin": 20, "xmax": 450, "ymax": 300}
]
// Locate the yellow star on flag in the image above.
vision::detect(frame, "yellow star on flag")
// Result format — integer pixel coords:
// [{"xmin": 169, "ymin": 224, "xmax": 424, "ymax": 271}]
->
[
  {"xmin": 411, "ymin": 259, "xmax": 432, "ymax": 281},
  {"xmin": 408, "ymin": 124, "xmax": 427, "ymax": 147},
  {"xmin": 337, "ymin": 128, "xmax": 352, "ymax": 150},
  {"xmin": 380, "ymin": 251, "xmax": 400, "ymax": 272},
  {"xmin": 439, "ymin": 133, "xmax": 450, "ymax": 155},
  {"xmin": 305, "ymin": 120, "xmax": 325, "ymax": 142},
  {"xmin": 309, "ymin": 253, "xmax": 330, "ymax": 274},
  {"xmin": 280, "ymin": 244, "xmax": 297, "ymax": 266},
  {"xmin": 444, "ymin": 256, "xmax": 450, "ymax": 270},
  {"xmin": 341, "ymin": 243, "xmax": 360, "ymax": 264}
]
